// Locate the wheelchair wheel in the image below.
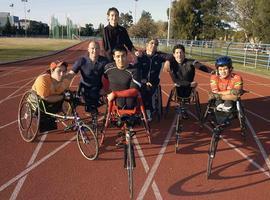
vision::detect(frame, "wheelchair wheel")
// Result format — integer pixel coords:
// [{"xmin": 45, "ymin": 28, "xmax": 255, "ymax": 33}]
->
[
  {"xmin": 194, "ymin": 91, "xmax": 202, "ymax": 123},
  {"xmin": 207, "ymin": 130, "xmax": 220, "ymax": 179},
  {"xmin": 156, "ymin": 85, "xmax": 163, "ymax": 121},
  {"xmin": 175, "ymin": 113, "xmax": 183, "ymax": 153},
  {"xmin": 18, "ymin": 91, "xmax": 40, "ymax": 142},
  {"xmin": 236, "ymin": 101, "xmax": 247, "ymax": 138},
  {"xmin": 77, "ymin": 124, "xmax": 99, "ymax": 160},
  {"xmin": 165, "ymin": 88, "xmax": 174, "ymax": 116}
]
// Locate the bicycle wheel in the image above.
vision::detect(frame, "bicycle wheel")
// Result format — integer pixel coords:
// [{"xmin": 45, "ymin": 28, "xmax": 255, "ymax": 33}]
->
[
  {"xmin": 175, "ymin": 113, "xmax": 182, "ymax": 153},
  {"xmin": 207, "ymin": 131, "xmax": 219, "ymax": 179},
  {"xmin": 18, "ymin": 91, "xmax": 40, "ymax": 142},
  {"xmin": 77, "ymin": 124, "xmax": 99, "ymax": 160},
  {"xmin": 126, "ymin": 142, "xmax": 134, "ymax": 199}
]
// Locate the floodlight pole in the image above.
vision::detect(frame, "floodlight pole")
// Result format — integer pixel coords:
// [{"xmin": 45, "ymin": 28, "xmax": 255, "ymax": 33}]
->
[
  {"xmin": 167, "ymin": 0, "xmax": 172, "ymax": 47},
  {"xmin": 134, "ymin": 0, "xmax": 138, "ymax": 24},
  {"xmin": 21, "ymin": 0, "xmax": 28, "ymax": 37}
]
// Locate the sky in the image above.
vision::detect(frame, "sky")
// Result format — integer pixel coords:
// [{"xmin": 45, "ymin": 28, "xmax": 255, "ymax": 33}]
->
[{"xmin": 1, "ymin": 0, "xmax": 170, "ymax": 28}]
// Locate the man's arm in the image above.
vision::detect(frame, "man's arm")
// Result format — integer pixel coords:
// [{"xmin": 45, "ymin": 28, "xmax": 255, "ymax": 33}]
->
[{"xmin": 193, "ymin": 61, "xmax": 212, "ymax": 73}]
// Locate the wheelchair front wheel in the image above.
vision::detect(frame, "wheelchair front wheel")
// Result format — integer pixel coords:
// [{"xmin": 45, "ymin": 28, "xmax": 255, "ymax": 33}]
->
[
  {"xmin": 207, "ymin": 131, "xmax": 220, "ymax": 179},
  {"xmin": 77, "ymin": 124, "xmax": 99, "ymax": 160}
]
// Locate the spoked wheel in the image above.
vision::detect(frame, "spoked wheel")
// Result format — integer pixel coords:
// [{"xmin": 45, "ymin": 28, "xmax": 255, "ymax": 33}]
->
[
  {"xmin": 77, "ymin": 124, "xmax": 99, "ymax": 160},
  {"xmin": 194, "ymin": 91, "xmax": 202, "ymax": 123},
  {"xmin": 175, "ymin": 113, "xmax": 182, "ymax": 153},
  {"xmin": 207, "ymin": 131, "xmax": 220, "ymax": 179},
  {"xmin": 18, "ymin": 91, "xmax": 40, "ymax": 142},
  {"xmin": 126, "ymin": 142, "xmax": 135, "ymax": 199}
]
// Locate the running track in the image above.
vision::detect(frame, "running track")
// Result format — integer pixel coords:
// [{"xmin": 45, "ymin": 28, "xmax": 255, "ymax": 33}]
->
[{"xmin": 0, "ymin": 41, "xmax": 269, "ymax": 200}]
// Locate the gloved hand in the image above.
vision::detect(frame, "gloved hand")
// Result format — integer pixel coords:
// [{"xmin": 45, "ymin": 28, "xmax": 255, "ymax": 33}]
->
[{"xmin": 63, "ymin": 90, "xmax": 72, "ymax": 101}]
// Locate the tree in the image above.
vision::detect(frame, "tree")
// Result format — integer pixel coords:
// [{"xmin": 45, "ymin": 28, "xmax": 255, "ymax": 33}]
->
[
  {"xmin": 170, "ymin": 0, "xmax": 201, "ymax": 40},
  {"xmin": 2, "ymin": 17, "xmax": 12, "ymax": 36},
  {"xmin": 119, "ymin": 12, "xmax": 133, "ymax": 29},
  {"xmin": 129, "ymin": 10, "xmax": 157, "ymax": 38},
  {"xmin": 80, "ymin": 23, "xmax": 94, "ymax": 36},
  {"xmin": 95, "ymin": 23, "xmax": 104, "ymax": 37}
]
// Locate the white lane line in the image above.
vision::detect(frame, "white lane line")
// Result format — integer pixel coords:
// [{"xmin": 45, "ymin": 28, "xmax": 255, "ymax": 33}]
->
[
  {"xmin": 0, "ymin": 120, "xmax": 17, "ymax": 130},
  {"xmin": 0, "ymin": 77, "xmax": 34, "ymax": 87},
  {"xmin": 136, "ymin": 117, "xmax": 176, "ymax": 200},
  {"xmin": 0, "ymin": 135, "xmax": 76, "ymax": 192},
  {"xmin": 134, "ymin": 136, "xmax": 162, "ymax": 199},
  {"xmin": 10, "ymin": 134, "xmax": 47, "ymax": 200},
  {"xmin": 0, "ymin": 78, "xmax": 35, "ymax": 105},
  {"xmin": 188, "ymin": 111, "xmax": 270, "ymax": 178},
  {"xmin": 246, "ymin": 118, "xmax": 270, "ymax": 172},
  {"xmin": 245, "ymin": 110, "xmax": 270, "ymax": 123}
]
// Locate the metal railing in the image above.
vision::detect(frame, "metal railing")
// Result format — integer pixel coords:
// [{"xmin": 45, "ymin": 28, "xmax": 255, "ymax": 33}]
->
[{"xmin": 131, "ymin": 38, "xmax": 270, "ymax": 70}]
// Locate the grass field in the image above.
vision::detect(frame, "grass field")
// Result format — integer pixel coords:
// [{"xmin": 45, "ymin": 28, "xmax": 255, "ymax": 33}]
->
[{"xmin": 0, "ymin": 38, "xmax": 80, "ymax": 63}]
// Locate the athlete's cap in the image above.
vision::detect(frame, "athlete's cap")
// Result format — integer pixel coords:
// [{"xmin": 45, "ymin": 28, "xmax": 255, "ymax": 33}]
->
[{"xmin": 49, "ymin": 60, "xmax": 68, "ymax": 70}]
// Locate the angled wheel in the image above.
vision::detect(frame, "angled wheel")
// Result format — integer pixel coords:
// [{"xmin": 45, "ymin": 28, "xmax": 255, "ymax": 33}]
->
[
  {"xmin": 175, "ymin": 113, "xmax": 182, "ymax": 153},
  {"xmin": 18, "ymin": 90, "xmax": 40, "ymax": 142},
  {"xmin": 236, "ymin": 101, "xmax": 247, "ymax": 138},
  {"xmin": 77, "ymin": 124, "xmax": 99, "ymax": 160},
  {"xmin": 157, "ymin": 85, "xmax": 163, "ymax": 121},
  {"xmin": 165, "ymin": 88, "xmax": 174, "ymax": 116},
  {"xmin": 207, "ymin": 130, "xmax": 220, "ymax": 179},
  {"xmin": 194, "ymin": 91, "xmax": 202, "ymax": 123}
]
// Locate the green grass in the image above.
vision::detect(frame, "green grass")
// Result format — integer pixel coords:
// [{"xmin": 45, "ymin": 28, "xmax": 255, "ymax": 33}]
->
[{"xmin": 0, "ymin": 38, "xmax": 80, "ymax": 63}]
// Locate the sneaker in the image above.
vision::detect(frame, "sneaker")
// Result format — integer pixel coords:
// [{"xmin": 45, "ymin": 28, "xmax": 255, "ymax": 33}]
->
[
  {"xmin": 216, "ymin": 103, "xmax": 232, "ymax": 112},
  {"xmin": 146, "ymin": 109, "xmax": 152, "ymax": 122}
]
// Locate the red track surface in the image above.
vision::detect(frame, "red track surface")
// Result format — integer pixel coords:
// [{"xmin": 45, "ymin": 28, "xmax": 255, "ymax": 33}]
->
[{"xmin": 0, "ymin": 41, "xmax": 269, "ymax": 200}]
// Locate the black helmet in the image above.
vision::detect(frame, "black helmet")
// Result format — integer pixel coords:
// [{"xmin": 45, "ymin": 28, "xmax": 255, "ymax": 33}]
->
[{"xmin": 215, "ymin": 56, "xmax": 232, "ymax": 69}]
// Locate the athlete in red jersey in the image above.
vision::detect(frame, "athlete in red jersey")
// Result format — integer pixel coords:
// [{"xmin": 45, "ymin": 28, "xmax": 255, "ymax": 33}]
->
[{"xmin": 210, "ymin": 56, "xmax": 243, "ymax": 112}]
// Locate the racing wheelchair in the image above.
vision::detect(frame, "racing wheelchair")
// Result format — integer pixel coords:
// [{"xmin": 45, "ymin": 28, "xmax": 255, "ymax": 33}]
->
[
  {"xmin": 203, "ymin": 91, "xmax": 248, "ymax": 179},
  {"xmin": 165, "ymin": 85, "xmax": 202, "ymax": 153},
  {"xmin": 17, "ymin": 90, "xmax": 99, "ymax": 160},
  {"xmin": 100, "ymin": 94, "xmax": 151, "ymax": 199}
]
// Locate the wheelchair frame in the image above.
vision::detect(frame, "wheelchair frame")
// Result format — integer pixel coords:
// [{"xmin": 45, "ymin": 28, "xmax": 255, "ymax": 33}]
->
[
  {"xmin": 17, "ymin": 90, "xmax": 99, "ymax": 160},
  {"xmin": 203, "ymin": 95, "xmax": 248, "ymax": 179},
  {"xmin": 165, "ymin": 86, "xmax": 202, "ymax": 153}
]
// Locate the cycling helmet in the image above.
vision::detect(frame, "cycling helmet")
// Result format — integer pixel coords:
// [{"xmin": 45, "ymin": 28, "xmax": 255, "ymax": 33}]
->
[{"xmin": 215, "ymin": 56, "xmax": 232, "ymax": 69}]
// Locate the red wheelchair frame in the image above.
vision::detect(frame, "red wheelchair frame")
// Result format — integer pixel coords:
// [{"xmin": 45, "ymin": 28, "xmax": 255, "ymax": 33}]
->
[{"xmin": 100, "ymin": 93, "xmax": 151, "ymax": 145}]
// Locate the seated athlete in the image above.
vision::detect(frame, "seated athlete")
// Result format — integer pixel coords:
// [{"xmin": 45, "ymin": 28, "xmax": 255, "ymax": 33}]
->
[
  {"xmin": 31, "ymin": 60, "xmax": 71, "ymax": 131},
  {"xmin": 210, "ymin": 56, "xmax": 243, "ymax": 112},
  {"xmin": 67, "ymin": 40, "xmax": 109, "ymax": 117},
  {"xmin": 137, "ymin": 38, "xmax": 171, "ymax": 121},
  {"xmin": 164, "ymin": 44, "xmax": 211, "ymax": 118},
  {"xmin": 104, "ymin": 45, "xmax": 141, "ymax": 109}
]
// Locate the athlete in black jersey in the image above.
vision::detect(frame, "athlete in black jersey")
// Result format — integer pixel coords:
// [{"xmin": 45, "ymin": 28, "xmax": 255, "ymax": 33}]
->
[
  {"xmin": 102, "ymin": 7, "xmax": 138, "ymax": 61},
  {"xmin": 137, "ymin": 38, "xmax": 171, "ymax": 120},
  {"xmin": 104, "ymin": 45, "xmax": 141, "ymax": 109},
  {"xmin": 164, "ymin": 44, "xmax": 211, "ymax": 118}
]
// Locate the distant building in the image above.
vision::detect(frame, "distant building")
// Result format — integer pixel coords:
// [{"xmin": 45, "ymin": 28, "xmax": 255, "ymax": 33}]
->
[
  {"xmin": 19, "ymin": 19, "xmax": 30, "ymax": 30},
  {"xmin": 0, "ymin": 12, "xmax": 20, "ymax": 28}
]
